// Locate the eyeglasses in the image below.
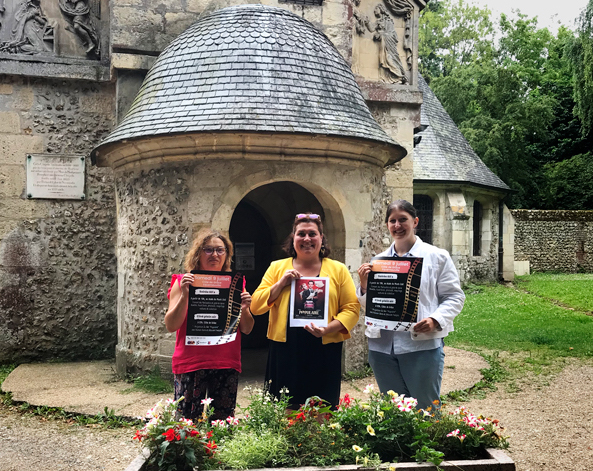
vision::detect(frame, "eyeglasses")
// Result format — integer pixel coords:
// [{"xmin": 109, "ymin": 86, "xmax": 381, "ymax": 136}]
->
[
  {"xmin": 203, "ymin": 247, "xmax": 227, "ymax": 256},
  {"xmin": 295, "ymin": 213, "xmax": 320, "ymax": 221}
]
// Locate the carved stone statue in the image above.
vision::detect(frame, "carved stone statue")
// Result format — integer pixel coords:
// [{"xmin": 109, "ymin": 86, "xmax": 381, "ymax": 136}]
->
[
  {"xmin": 383, "ymin": 0, "xmax": 413, "ymax": 71},
  {"xmin": 59, "ymin": 0, "xmax": 100, "ymax": 56},
  {"xmin": 0, "ymin": 0, "xmax": 54, "ymax": 54},
  {"xmin": 366, "ymin": 4, "xmax": 408, "ymax": 84}
]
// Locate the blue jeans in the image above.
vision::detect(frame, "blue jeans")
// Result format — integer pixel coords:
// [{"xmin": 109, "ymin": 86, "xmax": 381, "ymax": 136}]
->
[{"xmin": 368, "ymin": 344, "xmax": 445, "ymax": 410}]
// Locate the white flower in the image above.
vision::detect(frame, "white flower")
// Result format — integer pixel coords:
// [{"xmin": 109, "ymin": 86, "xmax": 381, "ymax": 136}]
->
[
  {"xmin": 363, "ymin": 384, "xmax": 375, "ymax": 394},
  {"xmin": 366, "ymin": 424, "xmax": 376, "ymax": 436},
  {"xmin": 201, "ymin": 397, "xmax": 213, "ymax": 405},
  {"xmin": 352, "ymin": 445, "xmax": 362, "ymax": 452},
  {"xmin": 329, "ymin": 422, "xmax": 341, "ymax": 429},
  {"xmin": 280, "ymin": 387, "xmax": 290, "ymax": 394}
]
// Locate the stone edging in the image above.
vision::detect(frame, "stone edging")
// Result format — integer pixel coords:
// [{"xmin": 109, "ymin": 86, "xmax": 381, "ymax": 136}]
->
[{"xmin": 124, "ymin": 448, "xmax": 515, "ymax": 471}]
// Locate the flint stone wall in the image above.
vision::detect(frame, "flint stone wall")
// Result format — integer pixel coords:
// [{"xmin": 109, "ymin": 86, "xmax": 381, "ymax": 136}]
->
[
  {"xmin": 0, "ymin": 76, "xmax": 117, "ymax": 363},
  {"xmin": 512, "ymin": 210, "xmax": 593, "ymax": 273}
]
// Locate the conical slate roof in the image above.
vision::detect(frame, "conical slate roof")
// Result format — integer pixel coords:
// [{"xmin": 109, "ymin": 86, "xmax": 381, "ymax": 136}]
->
[
  {"xmin": 414, "ymin": 76, "xmax": 510, "ymax": 191},
  {"xmin": 94, "ymin": 4, "xmax": 402, "ymax": 156}
]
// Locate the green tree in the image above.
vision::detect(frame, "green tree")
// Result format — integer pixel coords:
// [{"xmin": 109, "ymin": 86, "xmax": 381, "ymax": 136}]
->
[
  {"xmin": 545, "ymin": 152, "xmax": 593, "ymax": 209},
  {"xmin": 419, "ymin": 0, "xmax": 493, "ymax": 81},
  {"xmin": 418, "ymin": 1, "xmax": 591, "ymax": 208},
  {"xmin": 566, "ymin": 0, "xmax": 593, "ymax": 137}
]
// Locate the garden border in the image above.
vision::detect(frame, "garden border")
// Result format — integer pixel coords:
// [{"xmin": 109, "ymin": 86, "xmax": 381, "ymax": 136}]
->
[{"xmin": 125, "ymin": 448, "xmax": 515, "ymax": 471}]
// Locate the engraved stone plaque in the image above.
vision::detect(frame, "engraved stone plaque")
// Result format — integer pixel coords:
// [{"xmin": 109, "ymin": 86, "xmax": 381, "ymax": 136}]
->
[{"xmin": 26, "ymin": 154, "xmax": 85, "ymax": 200}]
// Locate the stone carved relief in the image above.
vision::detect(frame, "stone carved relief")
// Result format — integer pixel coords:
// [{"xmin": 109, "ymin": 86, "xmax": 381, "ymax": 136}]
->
[
  {"xmin": 353, "ymin": 0, "xmax": 413, "ymax": 84},
  {"xmin": 0, "ymin": 0, "xmax": 55, "ymax": 54},
  {"xmin": 58, "ymin": 0, "xmax": 100, "ymax": 56}
]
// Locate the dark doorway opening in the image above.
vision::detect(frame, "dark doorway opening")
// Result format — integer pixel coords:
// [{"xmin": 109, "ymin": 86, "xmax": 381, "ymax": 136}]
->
[{"xmin": 229, "ymin": 181, "xmax": 324, "ymax": 380}]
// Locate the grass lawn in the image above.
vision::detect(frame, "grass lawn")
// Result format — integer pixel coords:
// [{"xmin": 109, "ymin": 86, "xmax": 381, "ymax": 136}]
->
[
  {"xmin": 448, "ymin": 275, "xmax": 593, "ymax": 359},
  {"xmin": 515, "ymin": 272, "xmax": 593, "ymax": 312}
]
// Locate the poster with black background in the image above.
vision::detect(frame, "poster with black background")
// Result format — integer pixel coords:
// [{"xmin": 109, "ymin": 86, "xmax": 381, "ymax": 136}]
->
[
  {"xmin": 186, "ymin": 270, "xmax": 243, "ymax": 345},
  {"xmin": 364, "ymin": 257, "xmax": 423, "ymax": 332}
]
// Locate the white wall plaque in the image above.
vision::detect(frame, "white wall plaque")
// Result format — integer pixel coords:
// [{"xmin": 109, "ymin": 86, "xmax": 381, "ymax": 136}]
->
[{"xmin": 26, "ymin": 154, "xmax": 86, "ymax": 200}]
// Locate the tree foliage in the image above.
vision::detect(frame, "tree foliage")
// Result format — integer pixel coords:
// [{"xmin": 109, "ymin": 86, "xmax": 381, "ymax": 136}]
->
[
  {"xmin": 419, "ymin": 0, "xmax": 593, "ymax": 210},
  {"xmin": 566, "ymin": 0, "xmax": 593, "ymax": 137}
]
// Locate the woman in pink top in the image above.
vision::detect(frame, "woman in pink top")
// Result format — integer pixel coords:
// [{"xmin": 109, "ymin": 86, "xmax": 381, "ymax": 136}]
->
[{"xmin": 165, "ymin": 229, "xmax": 254, "ymax": 420}]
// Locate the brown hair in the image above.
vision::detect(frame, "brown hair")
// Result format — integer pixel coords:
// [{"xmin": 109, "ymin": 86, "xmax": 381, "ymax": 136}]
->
[
  {"xmin": 384, "ymin": 199, "xmax": 418, "ymax": 223},
  {"xmin": 184, "ymin": 229, "xmax": 233, "ymax": 272},
  {"xmin": 281, "ymin": 213, "xmax": 332, "ymax": 259}
]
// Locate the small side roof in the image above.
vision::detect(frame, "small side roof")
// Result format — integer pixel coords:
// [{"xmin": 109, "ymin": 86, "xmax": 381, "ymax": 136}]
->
[{"xmin": 414, "ymin": 75, "xmax": 510, "ymax": 192}]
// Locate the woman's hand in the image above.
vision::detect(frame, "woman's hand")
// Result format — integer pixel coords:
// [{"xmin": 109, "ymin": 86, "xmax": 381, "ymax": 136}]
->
[
  {"xmin": 279, "ymin": 269, "xmax": 301, "ymax": 288},
  {"xmin": 304, "ymin": 322, "xmax": 327, "ymax": 338},
  {"xmin": 413, "ymin": 317, "xmax": 439, "ymax": 333},
  {"xmin": 357, "ymin": 263, "xmax": 372, "ymax": 294},
  {"xmin": 240, "ymin": 291, "xmax": 252, "ymax": 311},
  {"xmin": 304, "ymin": 319, "xmax": 345, "ymax": 338},
  {"xmin": 179, "ymin": 273, "xmax": 194, "ymax": 297},
  {"xmin": 239, "ymin": 290, "xmax": 254, "ymax": 335}
]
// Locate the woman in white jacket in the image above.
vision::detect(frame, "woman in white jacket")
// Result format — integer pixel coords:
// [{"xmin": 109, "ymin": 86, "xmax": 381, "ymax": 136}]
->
[{"xmin": 358, "ymin": 200, "xmax": 465, "ymax": 410}]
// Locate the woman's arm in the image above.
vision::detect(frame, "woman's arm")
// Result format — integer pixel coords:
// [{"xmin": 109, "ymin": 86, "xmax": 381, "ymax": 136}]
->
[
  {"xmin": 239, "ymin": 291, "xmax": 254, "ymax": 335},
  {"xmin": 251, "ymin": 261, "xmax": 300, "ymax": 315},
  {"xmin": 421, "ymin": 253, "xmax": 465, "ymax": 332},
  {"xmin": 164, "ymin": 273, "xmax": 193, "ymax": 332}
]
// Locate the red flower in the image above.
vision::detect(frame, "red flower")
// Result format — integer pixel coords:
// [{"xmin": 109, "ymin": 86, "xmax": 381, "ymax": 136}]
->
[
  {"xmin": 133, "ymin": 430, "xmax": 144, "ymax": 441},
  {"xmin": 162, "ymin": 429, "xmax": 180, "ymax": 442},
  {"xmin": 295, "ymin": 412, "xmax": 306, "ymax": 421},
  {"xmin": 188, "ymin": 430, "xmax": 199, "ymax": 437},
  {"xmin": 339, "ymin": 394, "xmax": 352, "ymax": 409},
  {"xmin": 207, "ymin": 430, "xmax": 214, "ymax": 439},
  {"xmin": 205, "ymin": 440, "xmax": 218, "ymax": 455}
]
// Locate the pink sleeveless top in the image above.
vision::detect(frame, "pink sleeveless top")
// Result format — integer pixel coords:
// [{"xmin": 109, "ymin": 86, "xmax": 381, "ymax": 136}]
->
[{"xmin": 168, "ymin": 274, "xmax": 242, "ymax": 374}]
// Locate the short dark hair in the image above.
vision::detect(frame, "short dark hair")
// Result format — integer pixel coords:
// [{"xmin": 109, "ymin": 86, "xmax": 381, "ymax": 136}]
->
[
  {"xmin": 385, "ymin": 199, "xmax": 417, "ymax": 223},
  {"xmin": 281, "ymin": 213, "xmax": 332, "ymax": 259}
]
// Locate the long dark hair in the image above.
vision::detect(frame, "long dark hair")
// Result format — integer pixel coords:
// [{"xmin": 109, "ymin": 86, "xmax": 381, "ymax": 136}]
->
[
  {"xmin": 385, "ymin": 199, "xmax": 417, "ymax": 223},
  {"xmin": 282, "ymin": 214, "xmax": 332, "ymax": 259}
]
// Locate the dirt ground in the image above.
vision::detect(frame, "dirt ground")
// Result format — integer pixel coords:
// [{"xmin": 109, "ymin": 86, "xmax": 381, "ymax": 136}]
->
[{"xmin": 1, "ymin": 352, "xmax": 592, "ymax": 471}]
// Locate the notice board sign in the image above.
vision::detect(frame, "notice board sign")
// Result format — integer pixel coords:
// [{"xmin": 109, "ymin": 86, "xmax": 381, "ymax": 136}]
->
[
  {"xmin": 186, "ymin": 271, "xmax": 244, "ymax": 345},
  {"xmin": 26, "ymin": 154, "xmax": 85, "ymax": 200},
  {"xmin": 364, "ymin": 257, "xmax": 423, "ymax": 332}
]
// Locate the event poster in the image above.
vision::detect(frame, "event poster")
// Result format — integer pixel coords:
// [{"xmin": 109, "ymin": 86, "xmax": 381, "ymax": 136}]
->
[
  {"xmin": 289, "ymin": 277, "xmax": 329, "ymax": 327},
  {"xmin": 364, "ymin": 257, "xmax": 423, "ymax": 332},
  {"xmin": 186, "ymin": 270, "xmax": 244, "ymax": 345}
]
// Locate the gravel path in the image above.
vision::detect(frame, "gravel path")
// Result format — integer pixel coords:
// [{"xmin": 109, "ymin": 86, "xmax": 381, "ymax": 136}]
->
[{"xmin": 1, "ymin": 353, "xmax": 592, "ymax": 471}]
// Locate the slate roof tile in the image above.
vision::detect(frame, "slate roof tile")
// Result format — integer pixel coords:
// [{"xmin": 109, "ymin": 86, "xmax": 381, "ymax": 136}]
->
[{"xmin": 95, "ymin": 4, "xmax": 399, "ymax": 150}]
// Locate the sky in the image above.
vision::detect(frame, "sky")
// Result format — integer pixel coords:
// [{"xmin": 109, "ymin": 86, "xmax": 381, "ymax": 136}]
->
[{"xmin": 469, "ymin": 0, "xmax": 589, "ymax": 32}]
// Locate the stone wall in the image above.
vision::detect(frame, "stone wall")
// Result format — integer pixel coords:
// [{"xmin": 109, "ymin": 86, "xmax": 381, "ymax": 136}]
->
[
  {"xmin": 512, "ymin": 210, "xmax": 593, "ymax": 273},
  {"xmin": 0, "ymin": 76, "xmax": 117, "ymax": 363}
]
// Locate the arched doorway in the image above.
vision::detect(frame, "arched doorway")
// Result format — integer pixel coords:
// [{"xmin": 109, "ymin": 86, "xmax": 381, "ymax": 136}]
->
[{"xmin": 229, "ymin": 182, "xmax": 329, "ymax": 378}]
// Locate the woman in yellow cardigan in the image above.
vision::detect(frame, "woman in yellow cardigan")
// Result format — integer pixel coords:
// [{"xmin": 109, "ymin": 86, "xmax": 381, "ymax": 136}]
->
[{"xmin": 251, "ymin": 213, "xmax": 360, "ymax": 408}]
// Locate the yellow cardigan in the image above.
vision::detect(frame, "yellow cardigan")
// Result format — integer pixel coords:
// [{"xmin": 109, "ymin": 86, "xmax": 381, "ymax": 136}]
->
[{"xmin": 251, "ymin": 258, "xmax": 361, "ymax": 344}]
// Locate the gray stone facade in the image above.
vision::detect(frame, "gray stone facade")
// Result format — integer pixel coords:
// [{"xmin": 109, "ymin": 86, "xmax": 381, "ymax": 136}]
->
[
  {"xmin": 513, "ymin": 210, "xmax": 593, "ymax": 273},
  {"xmin": 2, "ymin": 0, "xmax": 516, "ymax": 374},
  {"xmin": 0, "ymin": 76, "xmax": 116, "ymax": 363}
]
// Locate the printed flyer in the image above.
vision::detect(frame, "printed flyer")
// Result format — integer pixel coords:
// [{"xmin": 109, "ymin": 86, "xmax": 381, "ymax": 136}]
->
[
  {"xmin": 364, "ymin": 257, "xmax": 423, "ymax": 332},
  {"xmin": 289, "ymin": 277, "xmax": 329, "ymax": 327},
  {"xmin": 186, "ymin": 270, "xmax": 244, "ymax": 345}
]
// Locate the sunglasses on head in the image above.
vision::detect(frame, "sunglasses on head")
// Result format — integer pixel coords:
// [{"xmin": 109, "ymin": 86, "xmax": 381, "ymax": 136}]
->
[{"xmin": 295, "ymin": 213, "xmax": 320, "ymax": 221}]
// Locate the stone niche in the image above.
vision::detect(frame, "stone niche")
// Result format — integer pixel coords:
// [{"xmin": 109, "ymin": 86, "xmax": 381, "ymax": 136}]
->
[{"xmin": 0, "ymin": 0, "xmax": 110, "ymax": 80}]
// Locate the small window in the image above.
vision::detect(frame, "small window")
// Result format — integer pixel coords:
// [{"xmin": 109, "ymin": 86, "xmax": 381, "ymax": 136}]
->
[
  {"xmin": 473, "ymin": 200, "xmax": 483, "ymax": 256},
  {"xmin": 413, "ymin": 195, "xmax": 433, "ymax": 245}
]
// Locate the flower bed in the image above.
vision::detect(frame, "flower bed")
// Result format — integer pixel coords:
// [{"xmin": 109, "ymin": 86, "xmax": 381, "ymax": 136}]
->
[{"xmin": 128, "ymin": 386, "xmax": 513, "ymax": 471}]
